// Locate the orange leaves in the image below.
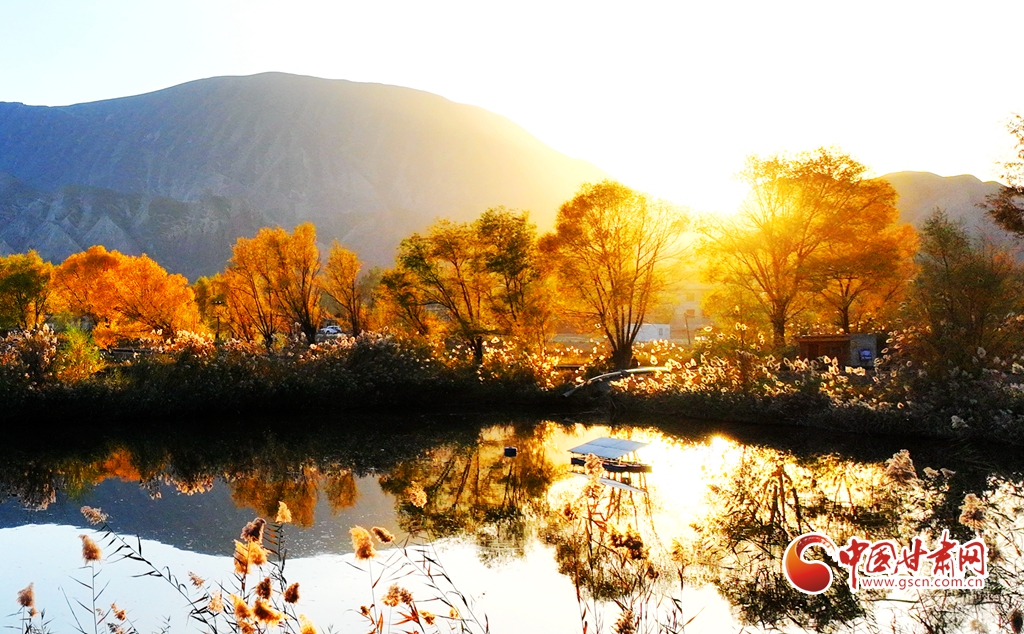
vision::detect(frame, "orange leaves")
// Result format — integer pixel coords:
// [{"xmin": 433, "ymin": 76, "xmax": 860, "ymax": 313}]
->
[
  {"xmin": 52, "ymin": 245, "xmax": 200, "ymax": 346},
  {"xmin": 222, "ymin": 223, "xmax": 323, "ymax": 349}
]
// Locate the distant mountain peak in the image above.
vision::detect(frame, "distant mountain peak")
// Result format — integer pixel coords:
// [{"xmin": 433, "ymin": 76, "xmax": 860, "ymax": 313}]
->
[{"xmin": 0, "ymin": 73, "xmax": 608, "ymax": 277}]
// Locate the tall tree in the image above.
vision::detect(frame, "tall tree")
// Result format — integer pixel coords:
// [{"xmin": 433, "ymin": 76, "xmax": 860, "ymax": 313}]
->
[
  {"xmin": 0, "ymin": 251, "xmax": 53, "ymax": 331},
  {"xmin": 322, "ymin": 242, "xmax": 369, "ymax": 336},
  {"xmin": 275, "ymin": 223, "xmax": 323, "ymax": 345},
  {"xmin": 384, "ymin": 208, "xmax": 545, "ymax": 362},
  {"xmin": 223, "ymin": 223, "xmax": 323, "ymax": 349},
  {"xmin": 394, "ymin": 219, "xmax": 492, "ymax": 363},
  {"xmin": 51, "ymin": 246, "xmax": 199, "ymax": 346},
  {"xmin": 808, "ymin": 216, "xmax": 918, "ymax": 334},
  {"xmin": 701, "ymin": 149, "xmax": 905, "ymax": 348},
  {"xmin": 50, "ymin": 245, "xmax": 119, "ymax": 327},
  {"xmin": 541, "ymin": 180, "xmax": 686, "ymax": 369},
  {"xmin": 907, "ymin": 210, "xmax": 1024, "ymax": 372}
]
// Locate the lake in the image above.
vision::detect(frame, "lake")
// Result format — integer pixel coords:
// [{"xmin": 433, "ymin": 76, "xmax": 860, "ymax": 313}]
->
[{"xmin": 1, "ymin": 415, "xmax": 1019, "ymax": 634}]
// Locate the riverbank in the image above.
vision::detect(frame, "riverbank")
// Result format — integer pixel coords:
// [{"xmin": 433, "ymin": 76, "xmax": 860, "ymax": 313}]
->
[{"xmin": 5, "ymin": 330, "xmax": 1024, "ymax": 447}]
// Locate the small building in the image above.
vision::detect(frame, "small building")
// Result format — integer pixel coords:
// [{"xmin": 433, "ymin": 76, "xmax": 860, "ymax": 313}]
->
[
  {"xmin": 634, "ymin": 323, "xmax": 670, "ymax": 342},
  {"xmin": 796, "ymin": 333, "xmax": 884, "ymax": 368}
]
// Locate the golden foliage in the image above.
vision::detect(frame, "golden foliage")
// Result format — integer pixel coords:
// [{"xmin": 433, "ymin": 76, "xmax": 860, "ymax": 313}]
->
[
  {"xmin": 701, "ymin": 148, "xmax": 913, "ymax": 346},
  {"xmin": 221, "ymin": 223, "xmax": 323, "ymax": 348},
  {"xmin": 51, "ymin": 245, "xmax": 200, "ymax": 347},
  {"xmin": 542, "ymin": 180, "xmax": 686, "ymax": 369}
]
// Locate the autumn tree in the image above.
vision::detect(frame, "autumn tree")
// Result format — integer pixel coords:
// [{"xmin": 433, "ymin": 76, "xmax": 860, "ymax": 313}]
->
[
  {"xmin": 51, "ymin": 245, "xmax": 199, "ymax": 346},
  {"xmin": 393, "ymin": 219, "xmax": 492, "ymax": 363},
  {"xmin": 905, "ymin": 210, "xmax": 1024, "ymax": 372},
  {"xmin": 541, "ymin": 180, "xmax": 686, "ymax": 369},
  {"xmin": 807, "ymin": 212, "xmax": 918, "ymax": 334},
  {"xmin": 275, "ymin": 223, "xmax": 323, "ymax": 345},
  {"xmin": 986, "ymin": 114, "xmax": 1024, "ymax": 236},
  {"xmin": 0, "ymin": 251, "xmax": 52, "ymax": 331},
  {"xmin": 384, "ymin": 208, "xmax": 545, "ymax": 363},
  {"xmin": 321, "ymin": 242, "xmax": 370, "ymax": 336},
  {"xmin": 222, "ymin": 224, "xmax": 323, "ymax": 349},
  {"xmin": 50, "ymin": 245, "xmax": 119, "ymax": 328},
  {"xmin": 475, "ymin": 207, "xmax": 548, "ymax": 344},
  {"xmin": 701, "ymin": 149, "xmax": 909, "ymax": 348}
]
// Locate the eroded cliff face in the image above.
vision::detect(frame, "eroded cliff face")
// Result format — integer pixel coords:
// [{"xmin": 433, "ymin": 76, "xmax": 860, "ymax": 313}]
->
[
  {"xmin": 0, "ymin": 72, "xmax": 607, "ymax": 276},
  {"xmin": 0, "ymin": 175, "xmax": 270, "ymax": 278}
]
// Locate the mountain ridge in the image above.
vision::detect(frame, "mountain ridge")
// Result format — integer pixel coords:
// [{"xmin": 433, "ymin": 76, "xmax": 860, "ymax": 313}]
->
[{"xmin": 0, "ymin": 72, "xmax": 607, "ymax": 276}]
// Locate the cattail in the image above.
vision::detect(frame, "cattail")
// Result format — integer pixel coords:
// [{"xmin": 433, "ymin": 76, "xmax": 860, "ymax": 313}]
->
[
  {"xmin": 1011, "ymin": 608, "xmax": 1023, "ymax": 634},
  {"xmin": 884, "ymin": 450, "xmax": 917, "ymax": 485},
  {"xmin": 80, "ymin": 535, "xmax": 102, "ymax": 562},
  {"xmin": 255, "ymin": 577, "xmax": 272, "ymax": 600},
  {"xmin": 350, "ymin": 526, "xmax": 376, "ymax": 560},
  {"xmin": 299, "ymin": 615, "xmax": 317, "ymax": 634},
  {"xmin": 959, "ymin": 493, "xmax": 986, "ymax": 531},
  {"xmin": 252, "ymin": 599, "xmax": 283, "ymax": 626},
  {"xmin": 241, "ymin": 518, "xmax": 266, "ymax": 543},
  {"xmin": 111, "ymin": 603, "xmax": 127, "ymax": 621},
  {"xmin": 81, "ymin": 507, "xmax": 108, "ymax": 525},
  {"xmin": 16, "ymin": 583, "xmax": 34, "ymax": 608},
  {"xmin": 231, "ymin": 594, "xmax": 252, "ymax": 620},
  {"xmin": 234, "ymin": 540, "xmax": 268, "ymax": 574},
  {"xmin": 371, "ymin": 527, "xmax": 395, "ymax": 544},
  {"xmin": 614, "ymin": 608, "xmax": 637, "ymax": 634},
  {"xmin": 284, "ymin": 583, "xmax": 300, "ymax": 604},
  {"xmin": 250, "ymin": 542, "xmax": 268, "ymax": 566},
  {"xmin": 188, "ymin": 572, "xmax": 205, "ymax": 588},
  {"xmin": 382, "ymin": 585, "xmax": 402, "ymax": 607},
  {"xmin": 208, "ymin": 592, "xmax": 224, "ymax": 614},
  {"xmin": 275, "ymin": 502, "xmax": 292, "ymax": 524}
]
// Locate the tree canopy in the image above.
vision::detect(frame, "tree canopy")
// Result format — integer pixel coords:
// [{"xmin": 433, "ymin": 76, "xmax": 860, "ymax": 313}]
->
[
  {"xmin": 0, "ymin": 251, "xmax": 52, "ymax": 331},
  {"xmin": 541, "ymin": 180, "xmax": 686, "ymax": 369},
  {"xmin": 222, "ymin": 223, "xmax": 323, "ymax": 348},
  {"xmin": 701, "ymin": 148, "xmax": 913, "ymax": 348},
  {"xmin": 51, "ymin": 245, "xmax": 198, "ymax": 346},
  {"xmin": 384, "ymin": 208, "xmax": 545, "ymax": 363}
]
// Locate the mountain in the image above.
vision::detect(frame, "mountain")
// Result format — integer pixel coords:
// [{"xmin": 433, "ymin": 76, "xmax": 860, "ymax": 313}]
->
[
  {"xmin": 0, "ymin": 73, "xmax": 607, "ymax": 278},
  {"xmin": 881, "ymin": 171, "xmax": 1009, "ymax": 239}
]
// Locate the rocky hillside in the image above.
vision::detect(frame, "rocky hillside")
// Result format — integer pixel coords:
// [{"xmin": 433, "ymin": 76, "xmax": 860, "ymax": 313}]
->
[
  {"xmin": 0, "ymin": 73, "xmax": 607, "ymax": 277},
  {"xmin": 882, "ymin": 171, "xmax": 1009, "ymax": 239}
]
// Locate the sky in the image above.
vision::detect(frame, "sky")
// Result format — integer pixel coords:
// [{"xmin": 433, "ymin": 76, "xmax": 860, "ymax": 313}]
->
[{"xmin": 2, "ymin": 0, "xmax": 1023, "ymax": 213}]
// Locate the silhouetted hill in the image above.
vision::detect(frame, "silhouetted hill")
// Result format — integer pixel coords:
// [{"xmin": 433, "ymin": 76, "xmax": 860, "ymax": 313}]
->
[
  {"xmin": 0, "ymin": 73, "xmax": 607, "ymax": 277},
  {"xmin": 881, "ymin": 171, "xmax": 1008, "ymax": 239}
]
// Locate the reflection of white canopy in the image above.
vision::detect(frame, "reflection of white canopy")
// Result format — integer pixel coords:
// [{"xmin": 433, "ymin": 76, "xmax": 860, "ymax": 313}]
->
[{"xmin": 568, "ymin": 438, "xmax": 649, "ymax": 460}]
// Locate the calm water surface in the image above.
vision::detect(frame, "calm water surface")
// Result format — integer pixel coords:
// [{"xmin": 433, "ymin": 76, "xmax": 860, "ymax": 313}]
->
[{"xmin": 1, "ymin": 416, "xmax": 1021, "ymax": 633}]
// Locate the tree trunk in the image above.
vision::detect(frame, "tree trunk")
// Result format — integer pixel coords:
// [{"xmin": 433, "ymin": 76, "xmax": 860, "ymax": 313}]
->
[
  {"xmin": 839, "ymin": 306, "xmax": 851, "ymax": 334},
  {"xmin": 610, "ymin": 343, "xmax": 634, "ymax": 370},
  {"xmin": 771, "ymin": 319, "xmax": 786, "ymax": 351},
  {"xmin": 472, "ymin": 335, "xmax": 484, "ymax": 366}
]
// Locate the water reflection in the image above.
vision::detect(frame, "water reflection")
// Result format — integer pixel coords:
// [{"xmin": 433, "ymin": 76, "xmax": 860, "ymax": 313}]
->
[{"xmin": 0, "ymin": 417, "xmax": 1022, "ymax": 633}]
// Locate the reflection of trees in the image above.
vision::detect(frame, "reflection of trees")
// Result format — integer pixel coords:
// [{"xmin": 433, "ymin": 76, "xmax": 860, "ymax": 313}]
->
[
  {"xmin": 677, "ymin": 446, "xmax": 937, "ymax": 632},
  {"xmin": 378, "ymin": 424, "xmax": 559, "ymax": 563},
  {"xmin": 226, "ymin": 468, "xmax": 359, "ymax": 528},
  {"xmin": 541, "ymin": 466, "xmax": 668, "ymax": 634}
]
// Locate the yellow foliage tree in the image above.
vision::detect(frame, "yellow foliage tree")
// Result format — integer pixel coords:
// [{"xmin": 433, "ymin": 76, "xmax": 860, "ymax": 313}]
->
[
  {"xmin": 701, "ymin": 149, "xmax": 911, "ymax": 347},
  {"xmin": 541, "ymin": 181, "xmax": 686, "ymax": 369},
  {"xmin": 52, "ymin": 245, "xmax": 199, "ymax": 346},
  {"xmin": 321, "ymin": 242, "xmax": 369, "ymax": 336},
  {"xmin": 0, "ymin": 250, "xmax": 53, "ymax": 331},
  {"xmin": 222, "ymin": 224, "xmax": 323, "ymax": 349}
]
